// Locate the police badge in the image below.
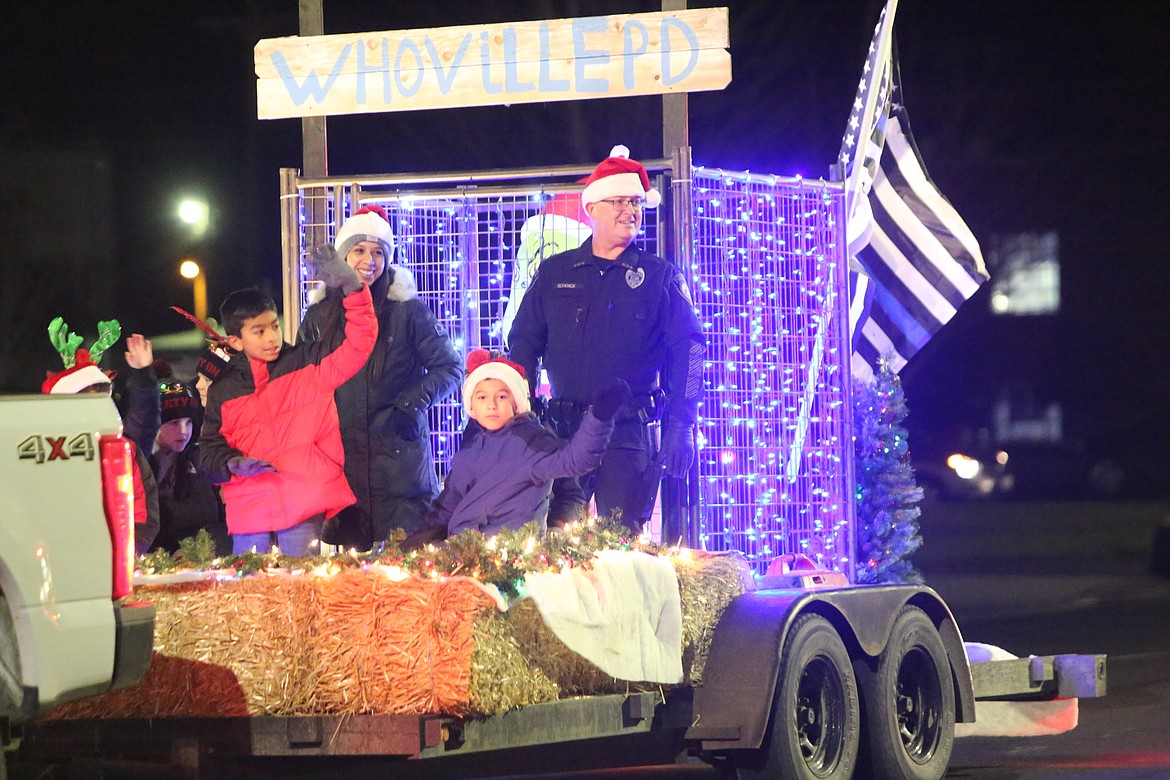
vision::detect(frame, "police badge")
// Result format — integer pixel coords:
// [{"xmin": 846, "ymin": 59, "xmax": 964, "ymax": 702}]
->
[{"xmin": 625, "ymin": 267, "xmax": 646, "ymax": 289}]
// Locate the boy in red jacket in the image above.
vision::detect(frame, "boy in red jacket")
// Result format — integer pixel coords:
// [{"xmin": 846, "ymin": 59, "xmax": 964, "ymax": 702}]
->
[{"xmin": 196, "ymin": 249, "xmax": 377, "ymax": 555}]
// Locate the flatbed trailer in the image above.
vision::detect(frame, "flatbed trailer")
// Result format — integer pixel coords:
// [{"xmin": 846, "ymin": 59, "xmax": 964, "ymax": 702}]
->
[{"xmin": 11, "ymin": 582, "xmax": 1106, "ymax": 780}]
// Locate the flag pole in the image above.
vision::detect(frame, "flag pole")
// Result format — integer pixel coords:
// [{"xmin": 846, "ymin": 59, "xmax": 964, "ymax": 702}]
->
[{"xmin": 843, "ymin": 0, "xmax": 899, "ymax": 227}]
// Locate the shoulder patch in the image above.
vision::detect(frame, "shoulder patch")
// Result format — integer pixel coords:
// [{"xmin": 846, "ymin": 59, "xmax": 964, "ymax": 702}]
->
[{"xmin": 673, "ymin": 273, "xmax": 694, "ymax": 306}]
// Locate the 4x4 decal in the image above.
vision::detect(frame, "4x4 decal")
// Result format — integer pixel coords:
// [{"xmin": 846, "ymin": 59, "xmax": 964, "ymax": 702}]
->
[{"xmin": 17, "ymin": 433, "xmax": 96, "ymax": 463}]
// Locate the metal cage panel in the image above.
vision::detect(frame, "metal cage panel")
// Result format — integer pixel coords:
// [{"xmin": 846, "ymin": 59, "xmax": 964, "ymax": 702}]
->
[{"xmin": 688, "ymin": 169, "xmax": 852, "ymax": 573}]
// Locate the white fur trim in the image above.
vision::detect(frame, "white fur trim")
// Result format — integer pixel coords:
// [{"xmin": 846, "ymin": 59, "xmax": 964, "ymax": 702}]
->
[
  {"xmin": 307, "ymin": 282, "xmax": 327, "ymax": 305},
  {"xmin": 49, "ymin": 365, "xmax": 110, "ymax": 394},
  {"xmin": 387, "ymin": 264, "xmax": 417, "ymax": 301},
  {"xmin": 463, "ymin": 361, "xmax": 531, "ymax": 416},
  {"xmin": 581, "ymin": 173, "xmax": 661, "ymax": 209}
]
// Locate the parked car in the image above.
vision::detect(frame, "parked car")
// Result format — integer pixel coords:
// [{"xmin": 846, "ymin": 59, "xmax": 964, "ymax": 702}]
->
[
  {"xmin": 914, "ymin": 436, "xmax": 1135, "ymax": 502},
  {"xmin": 913, "ymin": 443, "xmax": 1011, "ymax": 502}
]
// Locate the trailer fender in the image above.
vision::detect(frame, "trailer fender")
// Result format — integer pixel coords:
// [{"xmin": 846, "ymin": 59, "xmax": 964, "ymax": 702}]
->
[{"xmin": 687, "ymin": 585, "xmax": 975, "ymax": 751}]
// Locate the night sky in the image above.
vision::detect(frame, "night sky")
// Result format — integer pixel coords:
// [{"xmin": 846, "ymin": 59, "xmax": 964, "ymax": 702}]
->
[{"xmin": 3, "ymin": 1, "xmax": 1169, "ymax": 461}]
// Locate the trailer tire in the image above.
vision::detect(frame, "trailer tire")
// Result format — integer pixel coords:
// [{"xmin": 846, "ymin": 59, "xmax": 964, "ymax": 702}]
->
[
  {"xmin": 857, "ymin": 605, "xmax": 954, "ymax": 780},
  {"xmin": 734, "ymin": 613, "xmax": 859, "ymax": 780}
]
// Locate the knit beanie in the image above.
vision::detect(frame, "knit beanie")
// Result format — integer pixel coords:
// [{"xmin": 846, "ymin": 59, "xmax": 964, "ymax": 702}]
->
[
  {"xmin": 580, "ymin": 145, "xmax": 661, "ymax": 209},
  {"xmin": 154, "ymin": 360, "xmax": 200, "ymax": 423},
  {"xmin": 195, "ymin": 343, "xmax": 232, "ymax": 382},
  {"xmin": 463, "ymin": 349, "xmax": 531, "ymax": 416},
  {"xmin": 335, "ymin": 204, "xmax": 395, "ymax": 262}
]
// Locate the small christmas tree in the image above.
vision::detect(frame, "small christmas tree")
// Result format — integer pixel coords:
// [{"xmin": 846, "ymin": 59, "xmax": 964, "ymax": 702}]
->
[{"xmin": 854, "ymin": 358, "xmax": 924, "ymax": 584}]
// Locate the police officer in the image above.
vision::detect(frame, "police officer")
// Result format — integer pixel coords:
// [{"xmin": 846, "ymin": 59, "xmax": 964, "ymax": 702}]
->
[{"xmin": 508, "ymin": 145, "xmax": 704, "ymax": 532}]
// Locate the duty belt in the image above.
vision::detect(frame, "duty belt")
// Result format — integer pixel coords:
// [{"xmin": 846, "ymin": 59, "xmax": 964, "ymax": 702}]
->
[{"xmin": 545, "ymin": 389, "xmax": 664, "ymax": 438}]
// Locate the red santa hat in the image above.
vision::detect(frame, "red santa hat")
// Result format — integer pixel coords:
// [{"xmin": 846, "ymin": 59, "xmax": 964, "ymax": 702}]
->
[
  {"xmin": 335, "ymin": 204, "xmax": 396, "ymax": 261},
  {"xmin": 463, "ymin": 349, "xmax": 531, "ymax": 416},
  {"xmin": 42, "ymin": 349, "xmax": 111, "ymax": 394},
  {"xmin": 580, "ymin": 145, "xmax": 661, "ymax": 210},
  {"xmin": 42, "ymin": 317, "xmax": 120, "ymax": 394},
  {"xmin": 544, "ymin": 190, "xmax": 587, "ymax": 222}
]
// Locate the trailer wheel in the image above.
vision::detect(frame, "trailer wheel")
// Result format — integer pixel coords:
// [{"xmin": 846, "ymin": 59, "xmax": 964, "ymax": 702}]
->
[
  {"xmin": 857, "ymin": 605, "xmax": 955, "ymax": 780},
  {"xmin": 735, "ymin": 613, "xmax": 859, "ymax": 780}
]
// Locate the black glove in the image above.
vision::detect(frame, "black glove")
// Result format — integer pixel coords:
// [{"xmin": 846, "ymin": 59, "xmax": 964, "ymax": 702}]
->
[
  {"xmin": 307, "ymin": 244, "xmax": 362, "ymax": 295},
  {"xmin": 388, "ymin": 405, "xmax": 422, "ymax": 441},
  {"xmin": 590, "ymin": 378, "xmax": 632, "ymax": 422},
  {"xmin": 401, "ymin": 523, "xmax": 448, "ymax": 552},
  {"xmin": 657, "ymin": 419, "xmax": 695, "ymax": 479},
  {"xmin": 228, "ymin": 456, "xmax": 277, "ymax": 478},
  {"xmin": 531, "ymin": 395, "xmax": 548, "ymax": 424}
]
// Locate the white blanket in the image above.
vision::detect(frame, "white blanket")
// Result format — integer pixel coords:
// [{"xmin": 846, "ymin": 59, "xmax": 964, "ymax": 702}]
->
[
  {"xmin": 957, "ymin": 642, "xmax": 1079, "ymax": 737},
  {"xmin": 521, "ymin": 550, "xmax": 684, "ymax": 684}
]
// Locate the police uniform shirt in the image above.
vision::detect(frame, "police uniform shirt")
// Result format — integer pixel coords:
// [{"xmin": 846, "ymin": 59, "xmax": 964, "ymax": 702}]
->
[{"xmin": 508, "ymin": 240, "xmax": 703, "ymax": 426}]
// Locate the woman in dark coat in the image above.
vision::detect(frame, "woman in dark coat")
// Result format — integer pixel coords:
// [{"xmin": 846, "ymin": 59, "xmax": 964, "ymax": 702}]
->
[{"xmin": 299, "ymin": 205, "xmax": 461, "ymax": 550}]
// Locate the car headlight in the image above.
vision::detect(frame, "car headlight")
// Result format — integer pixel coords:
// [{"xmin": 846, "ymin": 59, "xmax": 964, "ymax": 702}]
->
[{"xmin": 946, "ymin": 453, "xmax": 982, "ymax": 480}]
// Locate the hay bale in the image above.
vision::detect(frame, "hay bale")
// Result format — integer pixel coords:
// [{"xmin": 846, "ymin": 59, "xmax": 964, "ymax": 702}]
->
[
  {"xmin": 469, "ymin": 612, "xmax": 560, "ymax": 716},
  {"xmin": 143, "ymin": 575, "xmax": 321, "ymax": 715},
  {"xmin": 672, "ymin": 550, "xmax": 752, "ymax": 685},
  {"xmin": 43, "ymin": 550, "xmax": 750, "ymax": 721},
  {"xmin": 311, "ymin": 570, "xmax": 498, "ymax": 716},
  {"xmin": 46, "ymin": 569, "xmax": 499, "ymax": 719},
  {"xmin": 500, "ymin": 549, "xmax": 751, "ymax": 695}
]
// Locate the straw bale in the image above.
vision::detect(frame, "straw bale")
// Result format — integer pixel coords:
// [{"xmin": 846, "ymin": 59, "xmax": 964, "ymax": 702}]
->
[
  {"xmin": 139, "ymin": 575, "xmax": 321, "ymax": 715},
  {"xmin": 43, "ymin": 550, "xmax": 749, "ymax": 722},
  {"xmin": 310, "ymin": 570, "xmax": 498, "ymax": 716},
  {"xmin": 500, "ymin": 550, "xmax": 750, "ymax": 695},
  {"xmin": 45, "ymin": 570, "xmax": 499, "ymax": 720},
  {"xmin": 671, "ymin": 551, "xmax": 751, "ymax": 685},
  {"xmin": 468, "ymin": 612, "xmax": 560, "ymax": 716}
]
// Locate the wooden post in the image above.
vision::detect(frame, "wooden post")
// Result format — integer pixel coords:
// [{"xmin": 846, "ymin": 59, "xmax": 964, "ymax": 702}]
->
[
  {"xmin": 661, "ymin": 0, "xmax": 690, "ymax": 158},
  {"xmin": 299, "ymin": 0, "xmax": 329, "ymax": 300},
  {"xmin": 299, "ymin": 0, "xmax": 327, "ymax": 180}
]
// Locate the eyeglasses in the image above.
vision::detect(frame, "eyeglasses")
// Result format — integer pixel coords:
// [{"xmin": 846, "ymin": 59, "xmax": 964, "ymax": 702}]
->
[{"xmin": 596, "ymin": 197, "xmax": 645, "ymax": 212}]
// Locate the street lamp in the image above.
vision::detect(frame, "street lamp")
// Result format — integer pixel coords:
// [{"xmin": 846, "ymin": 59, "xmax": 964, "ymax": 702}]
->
[
  {"xmin": 177, "ymin": 198, "xmax": 209, "ymax": 237},
  {"xmin": 180, "ymin": 259, "xmax": 208, "ymax": 323}
]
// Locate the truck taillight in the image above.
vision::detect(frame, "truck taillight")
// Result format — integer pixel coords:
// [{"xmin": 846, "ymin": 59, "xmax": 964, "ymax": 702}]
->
[{"xmin": 99, "ymin": 434, "xmax": 135, "ymax": 599}]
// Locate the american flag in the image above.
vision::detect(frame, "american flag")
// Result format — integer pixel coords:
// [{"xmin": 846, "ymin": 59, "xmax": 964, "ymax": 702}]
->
[{"xmin": 840, "ymin": 1, "xmax": 989, "ymax": 381}]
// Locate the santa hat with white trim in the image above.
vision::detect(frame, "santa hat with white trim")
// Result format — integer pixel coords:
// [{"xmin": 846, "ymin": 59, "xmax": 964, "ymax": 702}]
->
[
  {"xmin": 42, "ymin": 317, "xmax": 121, "ymax": 394},
  {"xmin": 580, "ymin": 145, "xmax": 661, "ymax": 209},
  {"xmin": 334, "ymin": 204, "xmax": 396, "ymax": 261},
  {"xmin": 463, "ymin": 349, "xmax": 531, "ymax": 416},
  {"xmin": 43, "ymin": 350, "xmax": 111, "ymax": 394}
]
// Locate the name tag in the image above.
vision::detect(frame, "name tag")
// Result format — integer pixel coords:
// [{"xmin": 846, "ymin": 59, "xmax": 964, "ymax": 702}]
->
[{"xmin": 555, "ymin": 283, "xmax": 579, "ymax": 289}]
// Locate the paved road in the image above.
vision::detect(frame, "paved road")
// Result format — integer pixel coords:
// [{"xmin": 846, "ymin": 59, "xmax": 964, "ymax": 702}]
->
[{"xmin": 920, "ymin": 499, "xmax": 1170, "ymax": 779}]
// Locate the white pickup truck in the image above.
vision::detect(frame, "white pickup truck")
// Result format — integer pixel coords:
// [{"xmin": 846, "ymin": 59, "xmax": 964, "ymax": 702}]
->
[{"xmin": 1, "ymin": 395, "xmax": 155, "ymax": 756}]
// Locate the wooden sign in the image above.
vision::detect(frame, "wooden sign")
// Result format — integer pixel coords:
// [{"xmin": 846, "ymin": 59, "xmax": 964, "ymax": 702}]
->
[{"xmin": 255, "ymin": 8, "xmax": 730, "ymax": 119}]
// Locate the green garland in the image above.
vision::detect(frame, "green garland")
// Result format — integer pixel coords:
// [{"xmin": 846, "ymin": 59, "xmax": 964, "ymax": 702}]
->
[
  {"xmin": 137, "ymin": 517, "xmax": 649, "ymax": 600},
  {"xmin": 853, "ymin": 359, "xmax": 924, "ymax": 584}
]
